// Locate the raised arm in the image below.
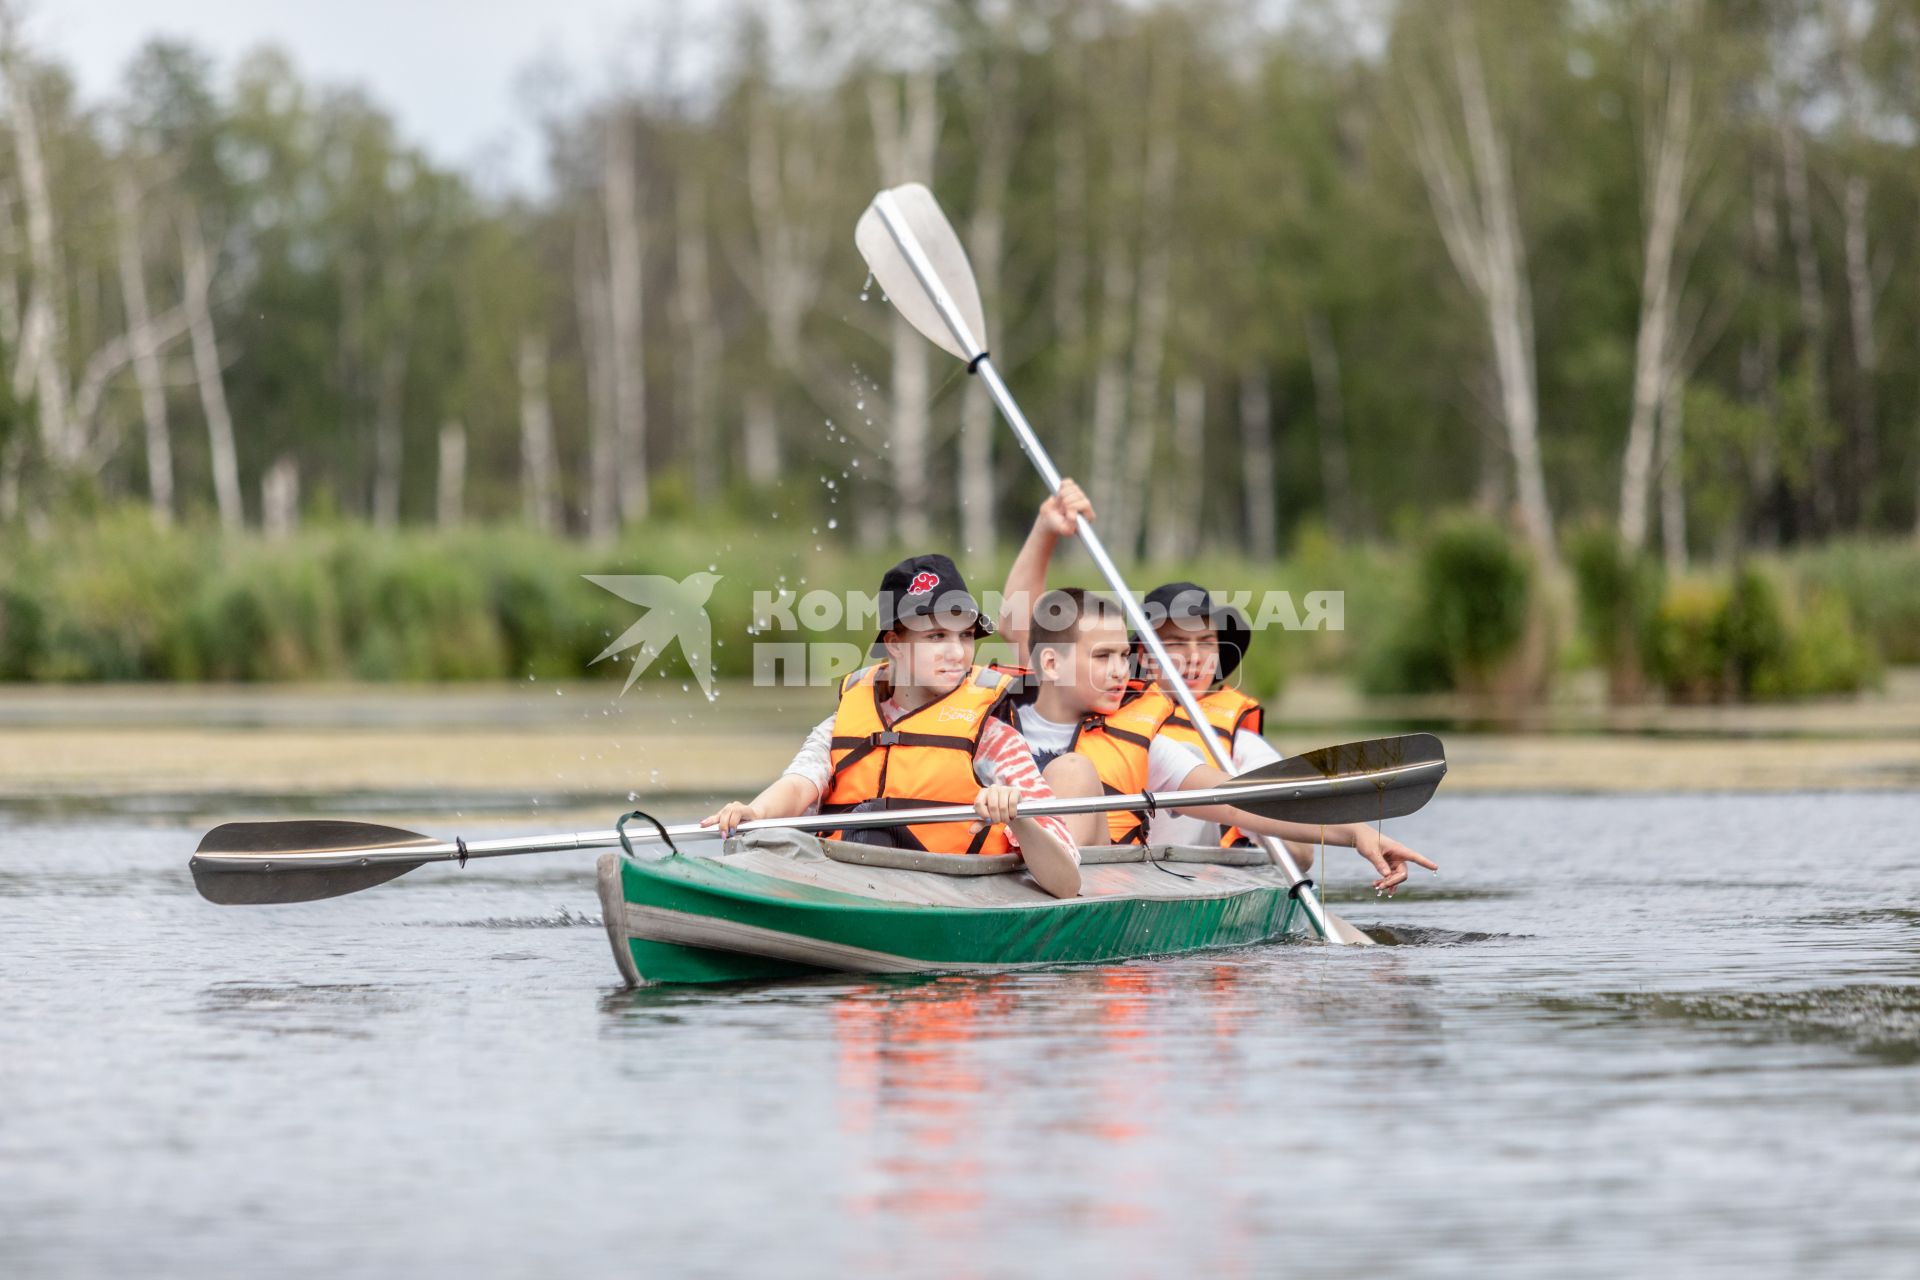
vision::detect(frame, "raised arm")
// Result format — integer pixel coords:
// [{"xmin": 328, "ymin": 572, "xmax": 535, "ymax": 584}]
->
[{"xmin": 998, "ymin": 477, "xmax": 1095, "ymax": 663}]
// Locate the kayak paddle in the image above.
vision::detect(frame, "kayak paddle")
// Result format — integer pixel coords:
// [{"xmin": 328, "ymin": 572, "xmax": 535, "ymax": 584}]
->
[
  {"xmin": 857, "ymin": 182, "xmax": 1423, "ymax": 946},
  {"xmin": 190, "ymin": 734, "xmax": 1444, "ymax": 907}
]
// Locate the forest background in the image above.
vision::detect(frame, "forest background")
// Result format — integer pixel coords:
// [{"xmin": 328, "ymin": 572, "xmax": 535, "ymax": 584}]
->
[{"xmin": 2, "ymin": 0, "xmax": 1917, "ymax": 705}]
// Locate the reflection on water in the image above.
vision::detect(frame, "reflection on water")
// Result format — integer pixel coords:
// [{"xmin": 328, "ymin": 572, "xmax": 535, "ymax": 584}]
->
[{"xmin": 5, "ymin": 792, "xmax": 1920, "ymax": 1276}]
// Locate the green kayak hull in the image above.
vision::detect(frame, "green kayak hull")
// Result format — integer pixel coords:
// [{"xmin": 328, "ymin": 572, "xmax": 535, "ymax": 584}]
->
[{"xmin": 595, "ymin": 831, "xmax": 1313, "ymax": 987}]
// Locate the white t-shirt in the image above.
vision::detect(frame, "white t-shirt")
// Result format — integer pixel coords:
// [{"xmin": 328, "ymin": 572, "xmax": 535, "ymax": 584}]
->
[
  {"xmin": 1146, "ymin": 727, "xmax": 1283, "ymax": 847},
  {"xmin": 1012, "ymin": 704, "xmax": 1205, "ymax": 794}
]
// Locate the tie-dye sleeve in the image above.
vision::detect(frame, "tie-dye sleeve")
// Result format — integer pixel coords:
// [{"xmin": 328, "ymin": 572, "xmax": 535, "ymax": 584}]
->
[{"xmin": 972, "ymin": 717, "xmax": 1080, "ymax": 856}]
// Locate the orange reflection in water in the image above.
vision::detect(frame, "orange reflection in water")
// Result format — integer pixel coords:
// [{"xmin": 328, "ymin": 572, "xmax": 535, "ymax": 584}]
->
[{"xmin": 831, "ymin": 963, "xmax": 1257, "ymax": 1271}]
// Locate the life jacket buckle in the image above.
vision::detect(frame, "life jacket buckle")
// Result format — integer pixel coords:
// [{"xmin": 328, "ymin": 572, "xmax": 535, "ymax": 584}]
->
[{"xmin": 872, "ymin": 730, "xmax": 900, "ymax": 747}]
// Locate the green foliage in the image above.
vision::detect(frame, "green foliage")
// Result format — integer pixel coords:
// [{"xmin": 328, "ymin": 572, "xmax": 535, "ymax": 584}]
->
[
  {"xmin": 1762, "ymin": 591, "xmax": 1876, "ymax": 698},
  {"xmin": 1359, "ymin": 515, "xmax": 1533, "ymax": 696},
  {"xmin": 176, "ymin": 547, "xmax": 346, "ymax": 681},
  {"xmin": 1567, "ymin": 524, "xmax": 1664, "ymax": 698},
  {"xmin": 1646, "ymin": 578, "xmax": 1731, "ymax": 703},
  {"xmin": 1645, "ymin": 564, "xmax": 1880, "ymax": 703},
  {"xmin": 1786, "ymin": 540, "xmax": 1920, "ymax": 664}
]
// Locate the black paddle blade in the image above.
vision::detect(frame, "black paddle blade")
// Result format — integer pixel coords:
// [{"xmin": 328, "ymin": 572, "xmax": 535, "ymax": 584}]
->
[
  {"xmin": 1225, "ymin": 734, "xmax": 1446, "ymax": 825},
  {"xmin": 190, "ymin": 820, "xmax": 436, "ymax": 906}
]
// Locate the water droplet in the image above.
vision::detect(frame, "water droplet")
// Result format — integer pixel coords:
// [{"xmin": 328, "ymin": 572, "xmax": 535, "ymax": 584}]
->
[{"xmin": 827, "ymin": 518, "xmax": 838, "ymax": 529}]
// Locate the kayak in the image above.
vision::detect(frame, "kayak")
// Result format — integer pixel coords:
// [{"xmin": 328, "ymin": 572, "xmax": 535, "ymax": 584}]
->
[{"xmin": 595, "ymin": 828, "xmax": 1317, "ymax": 987}]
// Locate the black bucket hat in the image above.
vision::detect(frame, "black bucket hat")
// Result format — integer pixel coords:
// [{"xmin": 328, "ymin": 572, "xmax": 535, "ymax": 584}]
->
[
  {"xmin": 871, "ymin": 553, "xmax": 996, "ymax": 655},
  {"xmin": 1136, "ymin": 581, "xmax": 1251, "ymax": 681}
]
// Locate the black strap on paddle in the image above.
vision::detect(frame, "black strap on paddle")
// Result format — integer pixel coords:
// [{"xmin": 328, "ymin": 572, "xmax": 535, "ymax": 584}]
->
[{"xmin": 617, "ymin": 809, "xmax": 681, "ymax": 858}]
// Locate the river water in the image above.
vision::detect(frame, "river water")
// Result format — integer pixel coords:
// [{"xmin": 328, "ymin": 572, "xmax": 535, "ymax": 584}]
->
[{"xmin": 4, "ymin": 790, "xmax": 1918, "ymax": 1277}]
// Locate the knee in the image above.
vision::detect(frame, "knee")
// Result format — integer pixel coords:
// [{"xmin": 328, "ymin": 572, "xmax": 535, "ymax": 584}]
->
[{"xmin": 1043, "ymin": 751, "xmax": 1102, "ymax": 798}]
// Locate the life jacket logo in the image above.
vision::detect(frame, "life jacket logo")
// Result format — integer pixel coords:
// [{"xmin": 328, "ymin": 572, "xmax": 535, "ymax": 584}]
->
[
  {"xmin": 906, "ymin": 571, "xmax": 940, "ymax": 596},
  {"xmin": 937, "ymin": 705, "xmax": 977, "ymax": 724}
]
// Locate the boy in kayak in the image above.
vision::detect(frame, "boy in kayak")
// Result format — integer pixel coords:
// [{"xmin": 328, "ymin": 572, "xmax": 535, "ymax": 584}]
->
[
  {"xmin": 1003, "ymin": 480, "xmax": 1275, "ymax": 847},
  {"xmin": 998, "ymin": 489, "xmax": 1434, "ymax": 892},
  {"xmin": 701, "ymin": 554, "xmax": 1083, "ymax": 899},
  {"xmin": 1130, "ymin": 579, "xmax": 1272, "ymax": 849}
]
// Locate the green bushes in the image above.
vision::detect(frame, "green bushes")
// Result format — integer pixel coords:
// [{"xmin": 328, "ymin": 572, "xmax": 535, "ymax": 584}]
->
[
  {"xmin": 1359, "ymin": 516, "xmax": 1534, "ymax": 696},
  {"xmin": 1644, "ymin": 565, "xmax": 1878, "ymax": 702},
  {"xmin": 0, "ymin": 520, "xmax": 630, "ymax": 683},
  {"xmin": 1786, "ymin": 540, "xmax": 1920, "ymax": 664},
  {"xmin": 1645, "ymin": 578, "xmax": 1729, "ymax": 702},
  {"xmin": 0, "ymin": 506, "xmax": 1904, "ymax": 702},
  {"xmin": 1568, "ymin": 527, "xmax": 1663, "ymax": 701}
]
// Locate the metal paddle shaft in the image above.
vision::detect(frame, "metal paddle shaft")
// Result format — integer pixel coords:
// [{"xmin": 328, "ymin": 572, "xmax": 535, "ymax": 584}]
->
[
  {"xmin": 858, "ymin": 184, "xmax": 1369, "ymax": 943},
  {"xmin": 189, "ymin": 738, "xmax": 1445, "ymax": 906}
]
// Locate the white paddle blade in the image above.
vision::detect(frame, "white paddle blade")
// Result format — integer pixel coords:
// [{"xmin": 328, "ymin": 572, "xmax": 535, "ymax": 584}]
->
[{"xmin": 854, "ymin": 182, "xmax": 989, "ymax": 362}]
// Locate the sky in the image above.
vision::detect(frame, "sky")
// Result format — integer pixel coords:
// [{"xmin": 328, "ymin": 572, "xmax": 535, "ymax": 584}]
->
[{"xmin": 33, "ymin": 0, "xmax": 734, "ymax": 194}]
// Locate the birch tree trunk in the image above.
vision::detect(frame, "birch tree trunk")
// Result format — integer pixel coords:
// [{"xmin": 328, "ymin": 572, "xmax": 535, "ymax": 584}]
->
[
  {"xmin": 604, "ymin": 110, "xmax": 648, "ymax": 524},
  {"xmin": 3, "ymin": 41, "xmax": 71, "ymax": 464},
  {"xmin": 1114, "ymin": 42, "xmax": 1181, "ymax": 559},
  {"xmin": 1841, "ymin": 171, "xmax": 1877, "ymax": 522},
  {"xmin": 0, "ymin": 437, "xmax": 19, "ymax": 521},
  {"xmin": 1777, "ymin": 113, "xmax": 1832, "ymax": 528},
  {"xmin": 179, "ymin": 209, "xmax": 244, "ymax": 531},
  {"xmin": 741, "ymin": 389, "xmax": 780, "ymax": 489},
  {"xmin": 1148, "ymin": 377, "xmax": 1206, "ymax": 561},
  {"xmin": 1826, "ymin": 0, "xmax": 1878, "ymax": 525},
  {"xmin": 672, "ymin": 176, "xmax": 721, "ymax": 502},
  {"xmin": 0, "ymin": 190, "xmax": 20, "ymax": 520},
  {"xmin": 437, "ymin": 420, "xmax": 466, "ymax": 528},
  {"xmin": 1658, "ymin": 368, "xmax": 1687, "ymax": 572},
  {"xmin": 1053, "ymin": 31, "xmax": 1090, "ymax": 364},
  {"xmin": 867, "ymin": 71, "xmax": 939, "ymax": 544},
  {"xmin": 517, "ymin": 331, "xmax": 559, "ymax": 534},
  {"xmin": 959, "ymin": 43, "xmax": 1015, "ymax": 563},
  {"xmin": 1619, "ymin": 27, "xmax": 1694, "ymax": 551},
  {"xmin": 1304, "ymin": 309, "xmax": 1355, "ymax": 540},
  {"xmin": 576, "ymin": 214, "xmax": 618, "ymax": 542},
  {"xmin": 1403, "ymin": 6, "xmax": 1557, "ymax": 570},
  {"xmin": 0, "ymin": 182, "xmax": 19, "ymax": 353},
  {"xmin": 1087, "ymin": 226, "xmax": 1135, "ymax": 522},
  {"xmin": 1237, "ymin": 372, "xmax": 1278, "ymax": 561},
  {"xmin": 1744, "ymin": 166, "xmax": 1782, "ymax": 550},
  {"xmin": 261, "ymin": 455, "xmax": 299, "ymax": 540},
  {"xmin": 739, "ymin": 85, "xmax": 837, "ymax": 486},
  {"xmin": 113, "ymin": 172, "xmax": 174, "ymax": 526},
  {"xmin": 371, "ymin": 342, "xmax": 408, "ymax": 529}
]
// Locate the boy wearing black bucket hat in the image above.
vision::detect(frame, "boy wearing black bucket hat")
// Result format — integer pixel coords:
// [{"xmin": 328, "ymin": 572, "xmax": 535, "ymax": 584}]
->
[
  {"xmin": 701, "ymin": 554, "xmax": 1082, "ymax": 898},
  {"xmin": 1130, "ymin": 580, "xmax": 1275, "ymax": 848}
]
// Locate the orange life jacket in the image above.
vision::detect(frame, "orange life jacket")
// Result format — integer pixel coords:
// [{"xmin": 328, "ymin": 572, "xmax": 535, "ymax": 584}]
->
[
  {"xmin": 821, "ymin": 663, "xmax": 1019, "ymax": 855},
  {"xmin": 1050, "ymin": 686, "xmax": 1179, "ymax": 846},
  {"xmin": 1157, "ymin": 686, "xmax": 1266, "ymax": 846},
  {"xmin": 1159, "ymin": 687, "xmax": 1265, "ymax": 746}
]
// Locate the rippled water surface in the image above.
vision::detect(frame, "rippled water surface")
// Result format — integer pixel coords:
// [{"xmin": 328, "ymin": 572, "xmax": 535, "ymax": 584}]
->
[{"xmin": 4, "ymin": 792, "xmax": 1919, "ymax": 1277}]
